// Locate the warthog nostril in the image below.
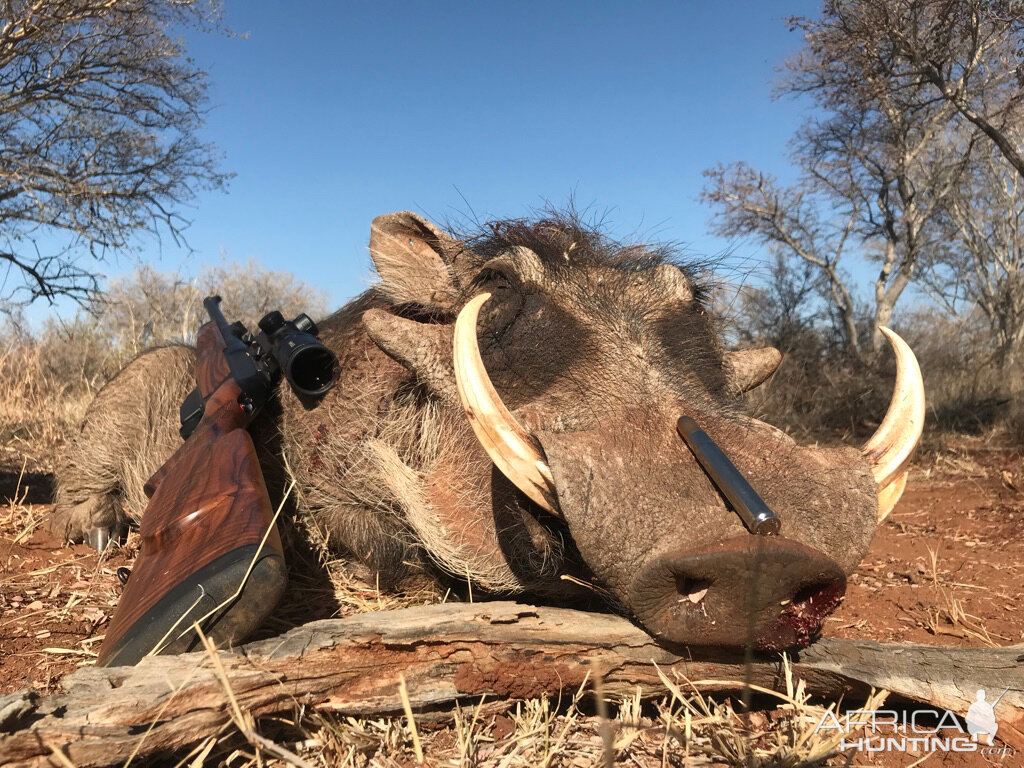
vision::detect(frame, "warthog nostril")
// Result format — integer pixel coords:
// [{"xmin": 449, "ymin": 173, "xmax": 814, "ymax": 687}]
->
[
  {"xmin": 779, "ymin": 579, "xmax": 846, "ymax": 627},
  {"xmin": 674, "ymin": 575, "xmax": 712, "ymax": 605},
  {"xmin": 631, "ymin": 535, "xmax": 847, "ymax": 650},
  {"xmin": 791, "ymin": 581, "xmax": 833, "ymax": 607}
]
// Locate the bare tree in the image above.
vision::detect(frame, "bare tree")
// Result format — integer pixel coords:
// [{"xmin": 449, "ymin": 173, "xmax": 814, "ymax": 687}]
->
[
  {"xmin": 0, "ymin": 0, "xmax": 229, "ymax": 314},
  {"xmin": 924, "ymin": 139, "xmax": 1024, "ymax": 370},
  {"xmin": 704, "ymin": 1, "xmax": 976, "ymax": 355},
  {"xmin": 788, "ymin": 0, "xmax": 1024, "ymax": 179},
  {"xmin": 797, "ymin": 106, "xmax": 971, "ymax": 351},
  {"xmin": 702, "ymin": 164, "xmax": 864, "ymax": 356}
]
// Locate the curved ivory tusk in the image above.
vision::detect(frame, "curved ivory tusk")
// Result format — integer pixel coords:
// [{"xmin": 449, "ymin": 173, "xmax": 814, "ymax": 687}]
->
[
  {"xmin": 862, "ymin": 327, "xmax": 925, "ymax": 522},
  {"xmin": 875, "ymin": 472, "xmax": 908, "ymax": 523},
  {"xmin": 453, "ymin": 293, "xmax": 560, "ymax": 516}
]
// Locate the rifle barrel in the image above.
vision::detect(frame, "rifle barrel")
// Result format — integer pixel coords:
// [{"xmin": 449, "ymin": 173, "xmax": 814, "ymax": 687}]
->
[{"xmin": 203, "ymin": 296, "xmax": 247, "ymax": 353}]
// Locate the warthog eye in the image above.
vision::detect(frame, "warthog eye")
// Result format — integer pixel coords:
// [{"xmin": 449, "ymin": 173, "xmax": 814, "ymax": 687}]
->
[
  {"xmin": 469, "ymin": 259, "xmax": 527, "ymax": 339},
  {"xmin": 471, "ymin": 256, "xmax": 521, "ymax": 292},
  {"xmin": 473, "ymin": 267, "xmax": 513, "ymax": 289}
]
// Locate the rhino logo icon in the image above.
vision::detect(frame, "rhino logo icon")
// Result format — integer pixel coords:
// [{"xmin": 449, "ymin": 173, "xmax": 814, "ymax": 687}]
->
[{"xmin": 966, "ymin": 688, "xmax": 1009, "ymax": 746}]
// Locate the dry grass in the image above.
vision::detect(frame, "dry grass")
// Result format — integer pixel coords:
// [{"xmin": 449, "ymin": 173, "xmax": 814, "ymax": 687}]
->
[
  {"xmin": 923, "ymin": 547, "xmax": 1001, "ymax": 647},
  {"xmin": 1, "ymin": 496, "xmax": 121, "ymax": 687},
  {"xmin": 734, "ymin": 305, "xmax": 1024, "ymax": 449}
]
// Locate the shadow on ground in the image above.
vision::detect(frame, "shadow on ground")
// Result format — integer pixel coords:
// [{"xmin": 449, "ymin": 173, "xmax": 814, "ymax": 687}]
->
[{"xmin": 0, "ymin": 466, "xmax": 54, "ymax": 505}]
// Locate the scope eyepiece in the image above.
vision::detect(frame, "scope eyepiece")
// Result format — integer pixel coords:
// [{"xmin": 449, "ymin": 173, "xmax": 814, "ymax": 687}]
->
[
  {"xmin": 280, "ymin": 339, "xmax": 337, "ymax": 397},
  {"xmin": 257, "ymin": 310, "xmax": 338, "ymax": 398}
]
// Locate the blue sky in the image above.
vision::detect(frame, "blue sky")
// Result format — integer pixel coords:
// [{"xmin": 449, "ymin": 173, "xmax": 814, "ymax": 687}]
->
[{"xmin": 35, "ymin": 1, "xmax": 827, "ymax": 321}]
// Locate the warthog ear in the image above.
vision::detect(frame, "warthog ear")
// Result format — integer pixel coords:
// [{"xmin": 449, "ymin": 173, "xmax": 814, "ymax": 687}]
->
[
  {"xmin": 651, "ymin": 263, "xmax": 693, "ymax": 301},
  {"xmin": 370, "ymin": 212, "xmax": 462, "ymax": 308},
  {"xmin": 724, "ymin": 347, "xmax": 782, "ymax": 394},
  {"xmin": 362, "ymin": 307, "xmax": 458, "ymax": 402}
]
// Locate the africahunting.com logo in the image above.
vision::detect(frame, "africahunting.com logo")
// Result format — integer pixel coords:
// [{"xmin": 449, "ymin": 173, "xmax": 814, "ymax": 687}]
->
[{"xmin": 814, "ymin": 687, "xmax": 1014, "ymax": 756}]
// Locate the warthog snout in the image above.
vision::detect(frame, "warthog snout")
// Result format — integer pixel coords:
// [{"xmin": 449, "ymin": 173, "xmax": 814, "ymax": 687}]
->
[{"xmin": 630, "ymin": 535, "xmax": 846, "ymax": 650}]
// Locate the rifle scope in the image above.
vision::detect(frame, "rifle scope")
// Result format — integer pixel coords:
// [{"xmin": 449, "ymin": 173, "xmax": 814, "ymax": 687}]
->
[{"xmin": 257, "ymin": 311, "xmax": 339, "ymax": 397}]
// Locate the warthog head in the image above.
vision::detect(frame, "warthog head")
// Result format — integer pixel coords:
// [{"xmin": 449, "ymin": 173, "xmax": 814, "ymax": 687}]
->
[{"xmin": 289, "ymin": 211, "xmax": 923, "ymax": 651}]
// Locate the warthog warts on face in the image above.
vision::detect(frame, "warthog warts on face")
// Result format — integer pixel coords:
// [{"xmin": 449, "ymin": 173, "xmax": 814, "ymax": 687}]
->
[{"xmin": 51, "ymin": 211, "xmax": 924, "ymax": 650}]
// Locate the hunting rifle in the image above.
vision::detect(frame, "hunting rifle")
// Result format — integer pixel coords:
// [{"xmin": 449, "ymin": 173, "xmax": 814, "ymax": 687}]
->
[{"xmin": 96, "ymin": 297, "xmax": 339, "ymax": 667}]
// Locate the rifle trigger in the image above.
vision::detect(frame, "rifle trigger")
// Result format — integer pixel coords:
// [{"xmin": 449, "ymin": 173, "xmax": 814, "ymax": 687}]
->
[{"xmin": 116, "ymin": 567, "xmax": 131, "ymax": 586}]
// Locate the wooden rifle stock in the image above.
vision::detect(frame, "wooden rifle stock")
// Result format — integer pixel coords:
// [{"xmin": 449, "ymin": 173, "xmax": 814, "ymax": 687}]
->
[{"xmin": 97, "ymin": 320, "xmax": 287, "ymax": 667}]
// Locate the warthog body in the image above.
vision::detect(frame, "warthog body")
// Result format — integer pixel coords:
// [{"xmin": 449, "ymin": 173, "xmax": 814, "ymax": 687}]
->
[{"xmin": 53, "ymin": 211, "xmax": 893, "ymax": 650}]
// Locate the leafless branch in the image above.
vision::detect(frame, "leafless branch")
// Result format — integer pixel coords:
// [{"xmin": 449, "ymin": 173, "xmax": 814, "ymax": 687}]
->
[{"xmin": 0, "ymin": 0, "xmax": 230, "ymax": 315}]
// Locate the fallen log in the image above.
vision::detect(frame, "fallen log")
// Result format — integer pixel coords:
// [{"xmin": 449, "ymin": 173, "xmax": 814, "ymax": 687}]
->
[{"xmin": 1, "ymin": 602, "xmax": 1021, "ymax": 766}]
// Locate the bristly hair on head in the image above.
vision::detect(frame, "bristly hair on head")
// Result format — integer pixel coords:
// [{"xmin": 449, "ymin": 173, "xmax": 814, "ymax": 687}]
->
[{"xmin": 457, "ymin": 206, "xmax": 712, "ymax": 305}]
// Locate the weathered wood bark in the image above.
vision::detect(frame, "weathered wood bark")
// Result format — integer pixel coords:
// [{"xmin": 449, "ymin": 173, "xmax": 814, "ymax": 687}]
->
[{"xmin": 1, "ymin": 602, "xmax": 1021, "ymax": 767}]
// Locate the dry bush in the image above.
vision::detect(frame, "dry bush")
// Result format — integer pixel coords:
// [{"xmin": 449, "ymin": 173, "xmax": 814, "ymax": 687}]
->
[
  {"xmin": 1004, "ymin": 397, "xmax": 1024, "ymax": 445},
  {"xmin": 721, "ymin": 266, "xmax": 1024, "ymax": 445},
  {"xmin": 742, "ymin": 319, "xmax": 1023, "ymax": 447},
  {"xmin": 898, "ymin": 310, "xmax": 1023, "ymax": 448},
  {"xmin": 97, "ymin": 259, "xmax": 330, "ymax": 354},
  {"xmin": 35, "ymin": 315, "xmax": 123, "ymax": 393},
  {"xmin": 742, "ymin": 342, "xmax": 893, "ymax": 442},
  {"xmin": 720, "ymin": 275, "xmax": 893, "ymax": 441}
]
